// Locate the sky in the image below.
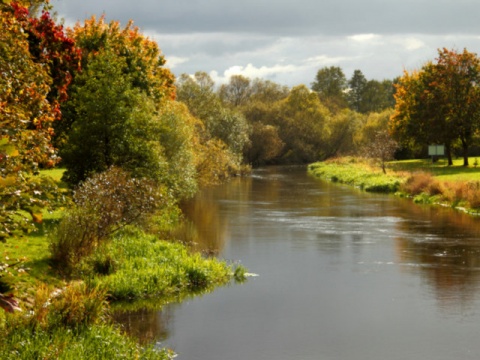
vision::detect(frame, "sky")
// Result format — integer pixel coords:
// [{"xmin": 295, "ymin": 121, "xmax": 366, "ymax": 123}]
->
[{"xmin": 50, "ymin": 0, "xmax": 480, "ymax": 87}]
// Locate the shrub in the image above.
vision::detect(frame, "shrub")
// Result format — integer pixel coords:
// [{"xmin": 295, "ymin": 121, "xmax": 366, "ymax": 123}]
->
[
  {"xmin": 465, "ymin": 181, "xmax": 480, "ymax": 209},
  {"xmin": 401, "ymin": 172, "xmax": 441, "ymax": 196},
  {"xmin": 50, "ymin": 167, "xmax": 168, "ymax": 272}
]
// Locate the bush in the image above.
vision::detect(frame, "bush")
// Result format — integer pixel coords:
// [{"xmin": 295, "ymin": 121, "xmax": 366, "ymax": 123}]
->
[
  {"xmin": 465, "ymin": 181, "xmax": 480, "ymax": 209},
  {"xmin": 401, "ymin": 172, "xmax": 442, "ymax": 196},
  {"xmin": 50, "ymin": 167, "xmax": 168, "ymax": 272}
]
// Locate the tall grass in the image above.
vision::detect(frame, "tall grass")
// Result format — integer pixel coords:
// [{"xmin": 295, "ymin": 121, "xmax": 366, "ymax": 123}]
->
[
  {"xmin": 0, "ymin": 282, "xmax": 173, "ymax": 359},
  {"xmin": 85, "ymin": 226, "xmax": 232, "ymax": 301}
]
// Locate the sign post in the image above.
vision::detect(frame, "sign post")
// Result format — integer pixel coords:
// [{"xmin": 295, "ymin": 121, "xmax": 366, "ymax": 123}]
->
[{"xmin": 428, "ymin": 144, "xmax": 445, "ymax": 163}]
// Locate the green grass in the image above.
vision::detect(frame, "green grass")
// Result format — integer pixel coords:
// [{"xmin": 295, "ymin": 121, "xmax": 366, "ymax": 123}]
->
[
  {"xmin": 0, "ymin": 319, "xmax": 173, "ymax": 360},
  {"xmin": 308, "ymin": 158, "xmax": 404, "ymax": 193},
  {"xmin": 86, "ymin": 226, "xmax": 233, "ymax": 302},
  {"xmin": 389, "ymin": 158, "xmax": 480, "ymax": 181},
  {"xmin": 308, "ymin": 156, "xmax": 480, "ymax": 213}
]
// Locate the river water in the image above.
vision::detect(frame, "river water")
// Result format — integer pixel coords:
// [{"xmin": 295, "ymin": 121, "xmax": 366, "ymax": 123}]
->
[{"xmin": 121, "ymin": 166, "xmax": 480, "ymax": 359}]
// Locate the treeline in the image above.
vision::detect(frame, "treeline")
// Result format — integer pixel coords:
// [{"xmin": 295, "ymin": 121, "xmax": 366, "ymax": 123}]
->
[{"xmin": 177, "ymin": 68, "xmax": 396, "ymax": 167}]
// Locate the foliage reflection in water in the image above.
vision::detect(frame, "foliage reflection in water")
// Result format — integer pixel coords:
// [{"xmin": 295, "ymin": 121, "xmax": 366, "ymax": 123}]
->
[{"xmin": 117, "ymin": 166, "xmax": 480, "ymax": 360}]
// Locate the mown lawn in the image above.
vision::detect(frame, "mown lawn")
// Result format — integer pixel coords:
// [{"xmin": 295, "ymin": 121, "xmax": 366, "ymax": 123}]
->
[{"xmin": 389, "ymin": 158, "xmax": 480, "ymax": 181}]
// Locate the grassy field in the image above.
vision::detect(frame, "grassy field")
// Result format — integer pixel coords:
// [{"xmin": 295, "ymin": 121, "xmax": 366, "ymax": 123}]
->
[{"xmin": 389, "ymin": 158, "xmax": 480, "ymax": 181}]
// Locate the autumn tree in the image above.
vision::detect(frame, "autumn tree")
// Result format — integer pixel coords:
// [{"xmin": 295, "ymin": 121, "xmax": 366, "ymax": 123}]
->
[
  {"xmin": 391, "ymin": 48, "xmax": 480, "ymax": 166},
  {"xmin": 1, "ymin": 3, "xmax": 65, "ymax": 240},
  {"xmin": 12, "ymin": 1, "xmax": 81, "ymax": 120},
  {"xmin": 57, "ymin": 15, "xmax": 175, "ymax": 148},
  {"xmin": 1, "ymin": 1, "xmax": 66, "ymax": 312}
]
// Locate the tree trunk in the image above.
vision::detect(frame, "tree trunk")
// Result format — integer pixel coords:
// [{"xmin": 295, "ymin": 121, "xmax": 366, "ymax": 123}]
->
[
  {"xmin": 446, "ymin": 143, "xmax": 453, "ymax": 166},
  {"xmin": 462, "ymin": 139, "xmax": 469, "ymax": 167}
]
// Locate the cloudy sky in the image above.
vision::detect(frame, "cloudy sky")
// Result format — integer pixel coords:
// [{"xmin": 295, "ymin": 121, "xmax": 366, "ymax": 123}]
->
[{"xmin": 50, "ymin": 0, "xmax": 480, "ymax": 87}]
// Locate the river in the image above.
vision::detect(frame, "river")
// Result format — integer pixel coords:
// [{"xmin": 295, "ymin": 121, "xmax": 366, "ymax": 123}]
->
[{"xmin": 119, "ymin": 166, "xmax": 480, "ymax": 360}]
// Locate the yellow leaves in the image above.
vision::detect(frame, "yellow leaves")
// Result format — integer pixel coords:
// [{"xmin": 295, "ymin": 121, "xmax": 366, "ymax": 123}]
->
[
  {"xmin": 0, "ymin": 176, "xmax": 16, "ymax": 187},
  {"xmin": 30, "ymin": 211, "xmax": 43, "ymax": 224}
]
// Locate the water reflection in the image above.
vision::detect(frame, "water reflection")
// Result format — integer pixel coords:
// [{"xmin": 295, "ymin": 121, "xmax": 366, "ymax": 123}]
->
[
  {"xmin": 392, "ymin": 203, "xmax": 480, "ymax": 312},
  {"xmin": 117, "ymin": 166, "xmax": 480, "ymax": 360},
  {"xmin": 181, "ymin": 166, "xmax": 480, "ymax": 310},
  {"xmin": 113, "ymin": 307, "xmax": 172, "ymax": 345}
]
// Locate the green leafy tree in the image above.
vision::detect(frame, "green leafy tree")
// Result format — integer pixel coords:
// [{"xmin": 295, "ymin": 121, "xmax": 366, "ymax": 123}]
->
[
  {"xmin": 275, "ymin": 85, "xmax": 330, "ymax": 163},
  {"xmin": 61, "ymin": 49, "xmax": 198, "ymax": 198},
  {"xmin": 57, "ymin": 15, "xmax": 176, "ymax": 147},
  {"xmin": 322, "ymin": 109, "xmax": 364, "ymax": 158},
  {"xmin": 360, "ymin": 79, "xmax": 395, "ymax": 113},
  {"xmin": 176, "ymin": 72, "xmax": 249, "ymax": 160},
  {"xmin": 235, "ymin": 78, "xmax": 288, "ymax": 165},
  {"xmin": 347, "ymin": 70, "xmax": 395, "ymax": 114},
  {"xmin": 219, "ymin": 75, "xmax": 252, "ymax": 107},
  {"xmin": 311, "ymin": 66, "xmax": 348, "ymax": 111},
  {"xmin": 60, "ymin": 49, "xmax": 142, "ymax": 184},
  {"xmin": 347, "ymin": 69, "xmax": 367, "ymax": 112}
]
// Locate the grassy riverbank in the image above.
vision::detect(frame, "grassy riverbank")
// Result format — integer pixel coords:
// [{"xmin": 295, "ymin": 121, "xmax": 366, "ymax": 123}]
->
[
  {"xmin": 308, "ymin": 156, "xmax": 480, "ymax": 213},
  {"xmin": 0, "ymin": 169, "xmax": 244, "ymax": 359}
]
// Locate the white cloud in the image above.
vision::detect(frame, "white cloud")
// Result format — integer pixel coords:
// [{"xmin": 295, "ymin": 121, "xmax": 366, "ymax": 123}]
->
[
  {"xmin": 165, "ymin": 56, "xmax": 189, "ymax": 69},
  {"xmin": 210, "ymin": 63, "xmax": 299, "ymax": 84},
  {"xmin": 348, "ymin": 33, "xmax": 381, "ymax": 42},
  {"xmin": 400, "ymin": 37, "xmax": 426, "ymax": 51}
]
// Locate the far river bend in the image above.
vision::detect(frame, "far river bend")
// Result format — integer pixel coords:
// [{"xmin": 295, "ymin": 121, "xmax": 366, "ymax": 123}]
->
[{"xmin": 120, "ymin": 166, "xmax": 480, "ymax": 360}]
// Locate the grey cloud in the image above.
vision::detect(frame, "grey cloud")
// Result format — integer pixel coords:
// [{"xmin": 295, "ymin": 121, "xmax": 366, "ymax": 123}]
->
[
  {"xmin": 50, "ymin": 0, "xmax": 480, "ymax": 86},
  {"xmin": 53, "ymin": 0, "xmax": 480, "ymax": 36}
]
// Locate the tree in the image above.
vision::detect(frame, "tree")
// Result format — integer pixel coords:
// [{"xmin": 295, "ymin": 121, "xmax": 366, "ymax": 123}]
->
[
  {"xmin": 1, "ymin": 1, "xmax": 66, "ymax": 312},
  {"xmin": 347, "ymin": 69, "xmax": 367, "ymax": 112},
  {"xmin": 249, "ymin": 78, "xmax": 289, "ymax": 103},
  {"xmin": 219, "ymin": 75, "xmax": 252, "ymax": 107},
  {"xmin": 1, "ymin": 3, "xmax": 62, "ymax": 241},
  {"xmin": 12, "ymin": 1, "xmax": 81, "ymax": 115},
  {"xmin": 322, "ymin": 109, "xmax": 364, "ymax": 158},
  {"xmin": 275, "ymin": 85, "xmax": 330, "ymax": 163},
  {"xmin": 391, "ymin": 48, "xmax": 480, "ymax": 166},
  {"xmin": 363, "ymin": 130, "xmax": 398, "ymax": 174},
  {"xmin": 347, "ymin": 70, "xmax": 395, "ymax": 114},
  {"xmin": 311, "ymin": 66, "xmax": 348, "ymax": 110},
  {"xmin": 60, "ymin": 49, "xmax": 198, "ymax": 198},
  {"xmin": 57, "ymin": 15, "xmax": 176, "ymax": 147},
  {"xmin": 360, "ymin": 79, "xmax": 395, "ymax": 113},
  {"xmin": 436, "ymin": 48, "xmax": 480, "ymax": 166},
  {"xmin": 176, "ymin": 72, "xmax": 250, "ymax": 160},
  {"xmin": 60, "ymin": 49, "xmax": 140, "ymax": 184}
]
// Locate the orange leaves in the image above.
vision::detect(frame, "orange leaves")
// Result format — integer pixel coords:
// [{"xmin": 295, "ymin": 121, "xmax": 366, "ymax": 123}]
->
[{"xmin": 71, "ymin": 15, "xmax": 176, "ymax": 103}]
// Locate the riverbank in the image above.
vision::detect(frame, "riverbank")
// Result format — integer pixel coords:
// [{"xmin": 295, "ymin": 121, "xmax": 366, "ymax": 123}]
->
[
  {"xmin": 308, "ymin": 156, "xmax": 480, "ymax": 214},
  {"xmin": 0, "ymin": 170, "xmax": 245, "ymax": 359}
]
